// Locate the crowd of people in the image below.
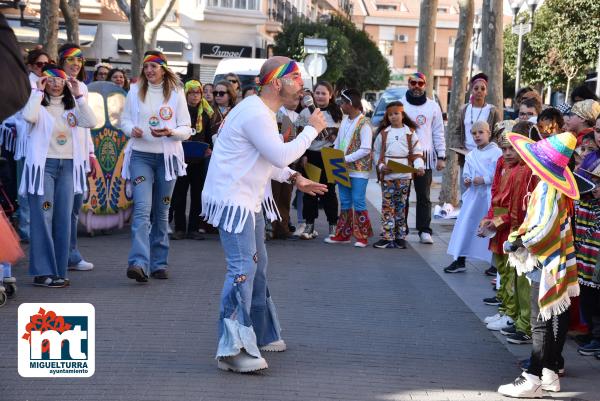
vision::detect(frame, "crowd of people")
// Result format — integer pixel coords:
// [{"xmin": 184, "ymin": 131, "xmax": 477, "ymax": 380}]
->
[
  {"xmin": 436, "ymin": 73, "xmax": 600, "ymax": 397},
  {"xmin": 1, "ymin": 41, "xmax": 599, "ymax": 388}
]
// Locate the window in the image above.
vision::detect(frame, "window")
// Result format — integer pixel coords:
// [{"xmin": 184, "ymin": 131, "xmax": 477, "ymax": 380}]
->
[
  {"xmin": 378, "ymin": 40, "xmax": 393, "ymax": 56},
  {"xmin": 376, "ymin": 4, "xmax": 397, "ymax": 11},
  {"xmin": 437, "ymin": 6, "xmax": 449, "ymax": 13},
  {"xmin": 208, "ymin": 0, "xmax": 258, "ymax": 9}
]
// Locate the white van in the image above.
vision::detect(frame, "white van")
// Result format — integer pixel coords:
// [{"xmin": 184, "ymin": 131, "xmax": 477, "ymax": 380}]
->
[{"xmin": 213, "ymin": 58, "xmax": 313, "ymax": 90}]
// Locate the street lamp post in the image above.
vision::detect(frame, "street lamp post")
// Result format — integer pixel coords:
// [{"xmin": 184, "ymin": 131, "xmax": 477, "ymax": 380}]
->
[{"xmin": 512, "ymin": 0, "xmax": 539, "ymax": 99}]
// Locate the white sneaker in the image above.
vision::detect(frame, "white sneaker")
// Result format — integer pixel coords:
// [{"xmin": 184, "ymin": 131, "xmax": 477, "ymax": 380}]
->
[
  {"xmin": 419, "ymin": 232, "xmax": 434, "ymax": 244},
  {"xmin": 217, "ymin": 350, "xmax": 268, "ymax": 373},
  {"xmin": 487, "ymin": 315, "xmax": 513, "ymax": 331},
  {"xmin": 484, "ymin": 313, "xmax": 503, "ymax": 324},
  {"xmin": 293, "ymin": 223, "xmax": 306, "ymax": 237},
  {"xmin": 328, "ymin": 224, "xmax": 337, "ymax": 237},
  {"xmin": 69, "ymin": 259, "xmax": 94, "ymax": 271},
  {"xmin": 541, "ymin": 368, "xmax": 560, "ymax": 392},
  {"xmin": 259, "ymin": 339, "xmax": 287, "ymax": 352},
  {"xmin": 498, "ymin": 373, "xmax": 543, "ymax": 398}
]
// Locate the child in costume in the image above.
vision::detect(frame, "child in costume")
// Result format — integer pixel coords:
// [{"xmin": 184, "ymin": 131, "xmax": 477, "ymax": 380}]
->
[
  {"xmin": 498, "ymin": 132, "xmax": 580, "ymax": 399},
  {"xmin": 574, "ymin": 146, "xmax": 600, "ymax": 357},
  {"xmin": 444, "ymin": 121, "xmax": 501, "ymax": 273},
  {"xmin": 371, "ymin": 101, "xmax": 425, "ymax": 249}
]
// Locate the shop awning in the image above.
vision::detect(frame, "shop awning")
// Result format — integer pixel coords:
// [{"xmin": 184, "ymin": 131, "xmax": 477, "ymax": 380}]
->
[{"xmin": 7, "ymin": 18, "xmax": 98, "ymax": 47}]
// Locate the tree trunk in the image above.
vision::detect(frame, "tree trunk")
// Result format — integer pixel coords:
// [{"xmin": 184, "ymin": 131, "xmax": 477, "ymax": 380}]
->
[
  {"xmin": 480, "ymin": 0, "xmax": 503, "ymax": 111},
  {"xmin": 130, "ymin": 0, "xmax": 145, "ymax": 78},
  {"xmin": 440, "ymin": 0, "xmax": 474, "ymax": 206},
  {"xmin": 39, "ymin": 0, "xmax": 60, "ymax": 60},
  {"xmin": 417, "ymin": 0, "xmax": 438, "ymax": 96},
  {"xmin": 566, "ymin": 76, "xmax": 572, "ymax": 100},
  {"xmin": 145, "ymin": 0, "xmax": 177, "ymax": 49},
  {"xmin": 60, "ymin": 0, "xmax": 80, "ymax": 45}
]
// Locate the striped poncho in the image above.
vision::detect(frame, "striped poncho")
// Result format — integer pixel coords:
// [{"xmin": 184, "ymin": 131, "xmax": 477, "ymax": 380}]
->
[
  {"xmin": 507, "ymin": 181, "xmax": 580, "ymax": 320},
  {"xmin": 574, "ymin": 198, "xmax": 600, "ymax": 289}
]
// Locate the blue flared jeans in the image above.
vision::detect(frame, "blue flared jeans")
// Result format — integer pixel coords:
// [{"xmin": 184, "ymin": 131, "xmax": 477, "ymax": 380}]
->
[
  {"xmin": 216, "ymin": 208, "xmax": 282, "ymax": 358},
  {"xmin": 127, "ymin": 150, "xmax": 177, "ymax": 275}
]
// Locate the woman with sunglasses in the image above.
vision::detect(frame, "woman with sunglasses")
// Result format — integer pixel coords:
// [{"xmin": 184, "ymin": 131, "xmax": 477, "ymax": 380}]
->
[
  {"xmin": 21, "ymin": 65, "xmax": 97, "ymax": 287},
  {"xmin": 120, "ymin": 50, "xmax": 192, "ymax": 283},
  {"xmin": 297, "ymin": 81, "xmax": 342, "ymax": 240},
  {"xmin": 107, "ymin": 68, "xmax": 130, "ymax": 92},
  {"xmin": 170, "ymin": 80, "xmax": 213, "ymax": 240},
  {"xmin": 225, "ymin": 72, "xmax": 242, "ymax": 103},
  {"xmin": 209, "ymin": 80, "xmax": 236, "ymax": 141},
  {"xmin": 58, "ymin": 43, "xmax": 97, "ymax": 272},
  {"xmin": 26, "ymin": 48, "xmax": 50, "ymax": 88}
]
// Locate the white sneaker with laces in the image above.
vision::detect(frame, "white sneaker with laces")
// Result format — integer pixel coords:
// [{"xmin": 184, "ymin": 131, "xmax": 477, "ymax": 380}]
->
[
  {"xmin": 419, "ymin": 232, "xmax": 434, "ymax": 244},
  {"xmin": 498, "ymin": 373, "xmax": 543, "ymax": 398},
  {"xmin": 293, "ymin": 223, "xmax": 306, "ymax": 237},
  {"xmin": 69, "ymin": 259, "xmax": 94, "ymax": 271},
  {"xmin": 484, "ymin": 313, "xmax": 503, "ymax": 324},
  {"xmin": 259, "ymin": 339, "xmax": 287, "ymax": 352},
  {"xmin": 486, "ymin": 314, "xmax": 513, "ymax": 331},
  {"xmin": 541, "ymin": 368, "xmax": 560, "ymax": 392},
  {"xmin": 217, "ymin": 350, "xmax": 268, "ymax": 373}
]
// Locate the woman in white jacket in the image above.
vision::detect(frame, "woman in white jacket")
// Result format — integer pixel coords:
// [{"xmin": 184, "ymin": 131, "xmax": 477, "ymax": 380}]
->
[
  {"xmin": 120, "ymin": 51, "xmax": 192, "ymax": 283},
  {"xmin": 21, "ymin": 65, "xmax": 97, "ymax": 287}
]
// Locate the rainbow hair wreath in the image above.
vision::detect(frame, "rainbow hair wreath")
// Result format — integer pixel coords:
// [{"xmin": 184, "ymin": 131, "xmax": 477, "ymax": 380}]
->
[
  {"xmin": 42, "ymin": 68, "xmax": 68, "ymax": 80},
  {"xmin": 259, "ymin": 61, "xmax": 300, "ymax": 88},
  {"xmin": 143, "ymin": 54, "xmax": 168, "ymax": 67},
  {"xmin": 59, "ymin": 47, "xmax": 83, "ymax": 60}
]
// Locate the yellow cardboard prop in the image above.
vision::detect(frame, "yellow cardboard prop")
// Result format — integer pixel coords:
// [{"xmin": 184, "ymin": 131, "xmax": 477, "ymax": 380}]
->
[
  {"xmin": 321, "ymin": 147, "xmax": 351, "ymax": 187},
  {"xmin": 304, "ymin": 162, "xmax": 322, "ymax": 183},
  {"xmin": 387, "ymin": 159, "xmax": 419, "ymax": 174}
]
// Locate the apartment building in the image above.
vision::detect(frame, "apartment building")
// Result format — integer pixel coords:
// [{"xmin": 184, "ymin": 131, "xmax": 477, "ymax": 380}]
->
[{"xmin": 352, "ymin": 0, "xmax": 483, "ymax": 110}]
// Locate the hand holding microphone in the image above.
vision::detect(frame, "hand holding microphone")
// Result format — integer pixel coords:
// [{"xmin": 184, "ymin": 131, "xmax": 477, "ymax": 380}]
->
[{"xmin": 303, "ymin": 95, "xmax": 328, "ymax": 136}]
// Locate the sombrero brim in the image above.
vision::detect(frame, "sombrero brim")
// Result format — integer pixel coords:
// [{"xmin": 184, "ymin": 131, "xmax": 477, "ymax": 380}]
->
[{"xmin": 507, "ymin": 132, "xmax": 580, "ymax": 200}]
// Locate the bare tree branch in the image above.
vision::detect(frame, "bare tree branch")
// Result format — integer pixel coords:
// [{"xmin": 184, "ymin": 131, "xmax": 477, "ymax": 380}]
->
[
  {"xmin": 39, "ymin": 0, "xmax": 60, "ymax": 59},
  {"xmin": 116, "ymin": 0, "xmax": 131, "ymax": 19},
  {"xmin": 60, "ymin": 0, "xmax": 80, "ymax": 45},
  {"xmin": 145, "ymin": 0, "xmax": 176, "ymax": 39}
]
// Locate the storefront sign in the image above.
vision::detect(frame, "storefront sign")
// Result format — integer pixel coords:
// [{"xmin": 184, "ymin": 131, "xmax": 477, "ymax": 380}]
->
[{"xmin": 200, "ymin": 43, "xmax": 252, "ymax": 59}]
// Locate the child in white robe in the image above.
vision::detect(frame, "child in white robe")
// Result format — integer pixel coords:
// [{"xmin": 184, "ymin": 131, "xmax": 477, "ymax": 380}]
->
[{"xmin": 444, "ymin": 121, "xmax": 501, "ymax": 273}]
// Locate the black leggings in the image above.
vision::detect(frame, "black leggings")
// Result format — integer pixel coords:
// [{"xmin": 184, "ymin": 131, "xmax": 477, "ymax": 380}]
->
[{"xmin": 302, "ymin": 149, "xmax": 338, "ymax": 225}]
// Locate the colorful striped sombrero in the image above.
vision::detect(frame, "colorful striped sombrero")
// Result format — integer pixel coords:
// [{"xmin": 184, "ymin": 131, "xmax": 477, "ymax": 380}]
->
[{"xmin": 507, "ymin": 131, "xmax": 579, "ymax": 200}]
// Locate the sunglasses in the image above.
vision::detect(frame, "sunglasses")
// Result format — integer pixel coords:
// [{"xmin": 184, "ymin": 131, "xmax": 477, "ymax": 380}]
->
[
  {"xmin": 227, "ymin": 79, "xmax": 239, "ymax": 84},
  {"xmin": 33, "ymin": 61, "xmax": 48, "ymax": 68},
  {"xmin": 409, "ymin": 80, "xmax": 425, "ymax": 88},
  {"xmin": 213, "ymin": 91, "xmax": 227, "ymax": 97},
  {"xmin": 341, "ymin": 90, "xmax": 352, "ymax": 103}
]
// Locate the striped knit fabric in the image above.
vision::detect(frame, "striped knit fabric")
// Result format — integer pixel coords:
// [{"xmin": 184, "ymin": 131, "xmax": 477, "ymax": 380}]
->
[
  {"xmin": 508, "ymin": 181, "xmax": 580, "ymax": 320},
  {"xmin": 574, "ymin": 198, "xmax": 600, "ymax": 289}
]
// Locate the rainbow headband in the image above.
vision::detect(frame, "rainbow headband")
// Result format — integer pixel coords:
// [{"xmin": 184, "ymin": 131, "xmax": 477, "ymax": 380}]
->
[
  {"xmin": 409, "ymin": 72, "xmax": 426, "ymax": 83},
  {"xmin": 59, "ymin": 47, "xmax": 83, "ymax": 60},
  {"xmin": 43, "ymin": 68, "xmax": 68, "ymax": 80},
  {"xmin": 143, "ymin": 54, "xmax": 167, "ymax": 67},
  {"xmin": 259, "ymin": 61, "xmax": 299, "ymax": 87}
]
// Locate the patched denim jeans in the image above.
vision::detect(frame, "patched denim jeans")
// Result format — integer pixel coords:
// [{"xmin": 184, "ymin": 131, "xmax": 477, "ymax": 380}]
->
[
  {"xmin": 216, "ymin": 208, "xmax": 282, "ymax": 358},
  {"xmin": 27, "ymin": 158, "xmax": 74, "ymax": 278},
  {"xmin": 128, "ymin": 151, "xmax": 177, "ymax": 275}
]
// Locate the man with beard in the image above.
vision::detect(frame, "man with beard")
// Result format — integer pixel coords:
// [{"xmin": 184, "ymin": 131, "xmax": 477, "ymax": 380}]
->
[
  {"xmin": 201, "ymin": 56, "xmax": 327, "ymax": 373},
  {"xmin": 401, "ymin": 72, "xmax": 446, "ymax": 244}
]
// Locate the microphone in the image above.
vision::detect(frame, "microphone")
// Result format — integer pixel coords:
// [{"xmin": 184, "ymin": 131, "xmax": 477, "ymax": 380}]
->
[{"xmin": 302, "ymin": 95, "xmax": 328, "ymax": 140}]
